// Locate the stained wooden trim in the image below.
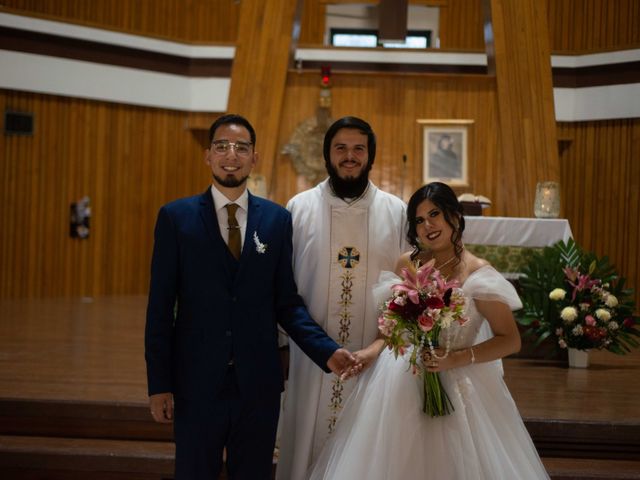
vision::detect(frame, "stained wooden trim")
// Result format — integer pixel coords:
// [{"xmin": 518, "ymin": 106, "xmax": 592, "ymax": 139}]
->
[
  {"xmin": 3, "ymin": 22, "xmax": 637, "ymax": 86},
  {"xmin": 293, "ymin": 59, "xmax": 487, "ymax": 75},
  {"xmin": 0, "ymin": 26, "xmax": 232, "ymax": 77},
  {"xmin": 553, "ymin": 61, "xmax": 640, "ymax": 88}
]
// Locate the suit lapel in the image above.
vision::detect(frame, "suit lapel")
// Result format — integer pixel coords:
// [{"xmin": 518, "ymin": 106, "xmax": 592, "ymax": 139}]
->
[{"xmin": 236, "ymin": 193, "xmax": 262, "ymax": 280}]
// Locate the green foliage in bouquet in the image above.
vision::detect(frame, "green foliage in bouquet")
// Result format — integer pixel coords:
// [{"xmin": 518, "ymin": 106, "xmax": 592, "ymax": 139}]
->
[{"xmin": 517, "ymin": 238, "xmax": 640, "ymax": 354}]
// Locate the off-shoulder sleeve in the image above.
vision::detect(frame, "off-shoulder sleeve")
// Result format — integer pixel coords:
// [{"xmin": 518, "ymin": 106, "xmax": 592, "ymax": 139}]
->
[
  {"xmin": 372, "ymin": 271, "xmax": 401, "ymax": 312},
  {"xmin": 463, "ymin": 266, "xmax": 523, "ymax": 311}
]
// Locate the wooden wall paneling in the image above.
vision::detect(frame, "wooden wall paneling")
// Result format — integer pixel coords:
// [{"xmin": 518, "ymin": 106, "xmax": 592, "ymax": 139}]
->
[
  {"xmin": 483, "ymin": 0, "xmax": 559, "ymax": 217},
  {"xmin": 0, "ymin": 90, "xmax": 212, "ymax": 298},
  {"xmin": 558, "ymin": 120, "xmax": 640, "ymax": 308},
  {"xmin": 1, "ymin": 1, "xmax": 240, "ymax": 43},
  {"xmin": 296, "ymin": 0, "xmax": 640, "ymax": 52},
  {"xmin": 300, "ymin": 0, "xmax": 326, "ymax": 45},
  {"xmin": 5, "ymin": 0, "xmax": 639, "ymax": 50},
  {"xmin": 438, "ymin": 0, "xmax": 484, "ymax": 50},
  {"xmin": 272, "ymin": 71, "xmax": 498, "ymax": 208},
  {"xmin": 547, "ymin": 0, "xmax": 640, "ymax": 52},
  {"xmin": 628, "ymin": 121, "xmax": 640, "ymax": 309},
  {"xmin": 226, "ymin": 0, "xmax": 299, "ymax": 192}
]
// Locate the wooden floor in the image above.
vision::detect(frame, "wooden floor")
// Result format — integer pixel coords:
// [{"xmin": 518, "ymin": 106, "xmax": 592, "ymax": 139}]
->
[{"xmin": 0, "ymin": 296, "xmax": 639, "ymax": 479}]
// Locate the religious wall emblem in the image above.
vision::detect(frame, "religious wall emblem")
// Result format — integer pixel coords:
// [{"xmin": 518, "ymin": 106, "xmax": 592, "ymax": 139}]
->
[
  {"xmin": 282, "ymin": 72, "xmax": 333, "ymax": 186},
  {"xmin": 281, "ymin": 108, "xmax": 332, "ymax": 186}
]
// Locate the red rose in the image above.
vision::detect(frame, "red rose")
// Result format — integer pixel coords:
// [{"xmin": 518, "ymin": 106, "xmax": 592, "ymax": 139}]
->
[
  {"xmin": 387, "ymin": 300, "xmax": 402, "ymax": 312},
  {"xmin": 425, "ymin": 297, "xmax": 444, "ymax": 310}
]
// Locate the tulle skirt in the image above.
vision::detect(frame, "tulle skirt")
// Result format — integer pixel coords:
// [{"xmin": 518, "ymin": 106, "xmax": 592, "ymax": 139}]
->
[{"xmin": 307, "ymin": 348, "xmax": 549, "ymax": 480}]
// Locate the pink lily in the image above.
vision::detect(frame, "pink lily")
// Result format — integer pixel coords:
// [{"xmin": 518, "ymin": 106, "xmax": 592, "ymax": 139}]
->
[{"xmin": 568, "ymin": 272, "xmax": 599, "ymax": 301}]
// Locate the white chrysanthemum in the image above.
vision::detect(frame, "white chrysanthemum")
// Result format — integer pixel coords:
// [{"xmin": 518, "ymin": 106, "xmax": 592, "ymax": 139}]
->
[
  {"xmin": 439, "ymin": 310, "xmax": 455, "ymax": 329},
  {"xmin": 579, "ymin": 303, "xmax": 590, "ymax": 311},
  {"xmin": 608, "ymin": 321, "xmax": 619, "ymax": 331},
  {"xmin": 558, "ymin": 339, "xmax": 567, "ymax": 349},
  {"xmin": 427, "ymin": 308, "xmax": 442, "ymax": 322},
  {"xmin": 561, "ymin": 306, "xmax": 578, "ymax": 323},
  {"xmin": 595, "ymin": 308, "xmax": 611, "ymax": 321},
  {"xmin": 549, "ymin": 288, "xmax": 567, "ymax": 301},
  {"xmin": 572, "ymin": 325, "xmax": 583, "ymax": 336},
  {"xmin": 604, "ymin": 295, "xmax": 619, "ymax": 308}
]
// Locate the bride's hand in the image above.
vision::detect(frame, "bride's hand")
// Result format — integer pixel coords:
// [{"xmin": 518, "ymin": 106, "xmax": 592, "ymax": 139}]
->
[
  {"xmin": 421, "ymin": 347, "xmax": 454, "ymax": 372},
  {"xmin": 339, "ymin": 359, "xmax": 364, "ymax": 381},
  {"xmin": 340, "ymin": 339, "xmax": 385, "ymax": 381}
]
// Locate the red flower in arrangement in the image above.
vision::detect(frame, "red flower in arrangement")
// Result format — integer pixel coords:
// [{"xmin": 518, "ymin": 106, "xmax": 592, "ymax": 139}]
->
[{"xmin": 377, "ymin": 261, "xmax": 468, "ymax": 416}]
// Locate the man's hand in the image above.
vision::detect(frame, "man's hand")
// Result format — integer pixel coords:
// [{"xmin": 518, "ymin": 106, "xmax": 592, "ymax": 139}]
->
[
  {"xmin": 149, "ymin": 392, "xmax": 174, "ymax": 423},
  {"xmin": 327, "ymin": 348, "xmax": 361, "ymax": 378}
]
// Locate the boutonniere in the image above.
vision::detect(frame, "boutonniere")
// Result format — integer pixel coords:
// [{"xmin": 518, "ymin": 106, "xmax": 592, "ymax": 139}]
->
[{"xmin": 253, "ymin": 231, "xmax": 267, "ymax": 254}]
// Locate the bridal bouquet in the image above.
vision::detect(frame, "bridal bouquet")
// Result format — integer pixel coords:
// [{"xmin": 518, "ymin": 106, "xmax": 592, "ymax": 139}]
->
[{"xmin": 377, "ymin": 261, "xmax": 468, "ymax": 416}]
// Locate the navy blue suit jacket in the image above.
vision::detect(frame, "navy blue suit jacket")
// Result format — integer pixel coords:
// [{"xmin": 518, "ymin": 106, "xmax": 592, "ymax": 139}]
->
[{"xmin": 145, "ymin": 189, "xmax": 339, "ymax": 401}]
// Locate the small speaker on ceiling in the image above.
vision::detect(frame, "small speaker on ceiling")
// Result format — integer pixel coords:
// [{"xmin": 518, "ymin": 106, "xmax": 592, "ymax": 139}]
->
[{"xmin": 4, "ymin": 110, "xmax": 34, "ymax": 136}]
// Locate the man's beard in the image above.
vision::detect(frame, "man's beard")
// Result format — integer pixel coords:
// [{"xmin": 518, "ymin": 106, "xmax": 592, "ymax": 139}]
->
[
  {"xmin": 326, "ymin": 163, "xmax": 371, "ymax": 199},
  {"xmin": 213, "ymin": 174, "xmax": 249, "ymax": 188}
]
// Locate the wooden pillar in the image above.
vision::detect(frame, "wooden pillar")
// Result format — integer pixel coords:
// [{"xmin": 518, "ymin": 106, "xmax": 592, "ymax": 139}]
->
[
  {"xmin": 226, "ymin": 0, "xmax": 301, "ymax": 195},
  {"xmin": 483, "ymin": 0, "xmax": 560, "ymax": 216}
]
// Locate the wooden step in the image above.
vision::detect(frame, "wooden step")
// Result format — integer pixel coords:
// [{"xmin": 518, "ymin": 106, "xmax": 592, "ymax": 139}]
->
[
  {"xmin": 0, "ymin": 435, "xmax": 174, "ymax": 479},
  {"xmin": 0, "ymin": 398, "xmax": 172, "ymax": 441},
  {"xmin": 543, "ymin": 457, "xmax": 640, "ymax": 480},
  {"xmin": 526, "ymin": 418, "xmax": 640, "ymax": 460},
  {"xmin": 4, "ymin": 396, "xmax": 640, "ymax": 462}
]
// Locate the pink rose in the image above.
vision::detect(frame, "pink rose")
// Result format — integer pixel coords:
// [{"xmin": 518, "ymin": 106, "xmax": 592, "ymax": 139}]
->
[
  {"xmin": 418, "ymin": 313, "xmax": 434, "ymax": 332},
  {"xmin": 585, "ymin": 315, "xmax": 596, "ymax": 326}
]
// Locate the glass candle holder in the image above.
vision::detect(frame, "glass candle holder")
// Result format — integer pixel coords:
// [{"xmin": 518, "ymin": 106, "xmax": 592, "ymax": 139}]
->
[{"xmin": 534, "ymin": 181, "xmax": 560, "ymax": 218}]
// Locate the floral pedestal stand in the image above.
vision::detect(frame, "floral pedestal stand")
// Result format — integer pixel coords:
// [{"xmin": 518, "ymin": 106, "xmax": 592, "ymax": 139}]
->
[{"xmin": 567, "ymin": 348, "xmax": 590, "ymax": 368}]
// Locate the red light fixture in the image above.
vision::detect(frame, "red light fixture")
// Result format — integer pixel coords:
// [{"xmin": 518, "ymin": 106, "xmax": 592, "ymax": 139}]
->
[{"xmin": 321, "ymin": 65, "xmax": 331, "ymax": 86}]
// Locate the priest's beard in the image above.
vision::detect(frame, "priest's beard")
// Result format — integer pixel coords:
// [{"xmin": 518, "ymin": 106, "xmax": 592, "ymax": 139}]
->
[
  {"xmin": 327, "ymin": 163, "xmax": 371, "ymax": 199},
  {"xmin": 213, "ymin": 174, "xmax": 249, "ymax": 188}
]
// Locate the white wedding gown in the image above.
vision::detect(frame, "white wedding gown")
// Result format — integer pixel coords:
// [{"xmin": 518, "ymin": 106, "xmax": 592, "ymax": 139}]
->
[{"xmin": 307, "ymin": 266, "xmax": 549, "ymax": 480}]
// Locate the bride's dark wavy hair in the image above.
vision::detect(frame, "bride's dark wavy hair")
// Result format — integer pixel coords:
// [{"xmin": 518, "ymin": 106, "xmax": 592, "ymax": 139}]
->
[{"xmin": 406, "ymin": 182, "xmax": 465, "ymax": 262}]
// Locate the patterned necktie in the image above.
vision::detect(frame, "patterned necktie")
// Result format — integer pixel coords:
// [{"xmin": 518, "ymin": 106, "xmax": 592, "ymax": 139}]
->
[{"xmin": 225, "ymin": 203, "xmax": 241, "ymax": 260}]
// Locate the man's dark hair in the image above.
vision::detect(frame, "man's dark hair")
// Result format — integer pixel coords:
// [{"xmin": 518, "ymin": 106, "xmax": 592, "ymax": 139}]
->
[
  {"xmin": 208, "ymin": 114, "xmax": 256, "ymax": 145},
  {"xmin": 323, "ymin": 116, "xmax": 376, "ymax": 167}
]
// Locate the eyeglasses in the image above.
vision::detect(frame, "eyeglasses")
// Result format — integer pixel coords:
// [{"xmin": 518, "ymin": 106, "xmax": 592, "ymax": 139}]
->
[{"xmin": 211, "ymin": 140, "xmax": 253, "ymax": 156}]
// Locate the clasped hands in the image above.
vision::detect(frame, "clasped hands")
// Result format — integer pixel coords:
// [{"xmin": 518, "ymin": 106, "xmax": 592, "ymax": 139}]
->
[{"xmin": 327, "ymin": 348, "xmax": 366, "ymax": 380}]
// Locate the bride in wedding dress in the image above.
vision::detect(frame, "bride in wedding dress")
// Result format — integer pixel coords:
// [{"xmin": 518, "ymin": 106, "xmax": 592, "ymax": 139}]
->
[{"xmin": 307, "ymin": 182, "xmax": 549, "ymax": 480}]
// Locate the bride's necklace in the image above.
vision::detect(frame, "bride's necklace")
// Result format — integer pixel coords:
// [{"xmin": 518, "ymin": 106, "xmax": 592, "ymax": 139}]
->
[{"xmin": 434, "ymin": 254, "xmax": 457, "ymax": 271}]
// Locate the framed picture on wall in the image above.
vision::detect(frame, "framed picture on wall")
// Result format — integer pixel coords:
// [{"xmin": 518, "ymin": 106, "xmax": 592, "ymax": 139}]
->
[{"xmin": 418, "ymin": 119, "xmax": 473, "ymax": 186}]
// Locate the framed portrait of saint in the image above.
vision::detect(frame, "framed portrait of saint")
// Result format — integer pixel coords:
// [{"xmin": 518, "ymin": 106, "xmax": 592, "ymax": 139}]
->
[{"xmin": 418, "ymin": 119, "xmax": 473, "ymax": 186}]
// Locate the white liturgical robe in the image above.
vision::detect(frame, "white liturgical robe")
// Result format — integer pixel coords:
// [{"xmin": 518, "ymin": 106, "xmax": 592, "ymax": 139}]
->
[{"xmin": 277, "ymin": 179, "xmax": 408, "ymax": 480}]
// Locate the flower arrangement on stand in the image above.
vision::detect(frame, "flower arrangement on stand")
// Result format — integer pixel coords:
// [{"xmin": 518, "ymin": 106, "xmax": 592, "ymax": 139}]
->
[
  {"xmin": 517, "ymin": 239, "xmax": 639, "ymax": 357},
  {"xmin": 377, "ymin": 261, "xmax": 468, "ymax": 416}
]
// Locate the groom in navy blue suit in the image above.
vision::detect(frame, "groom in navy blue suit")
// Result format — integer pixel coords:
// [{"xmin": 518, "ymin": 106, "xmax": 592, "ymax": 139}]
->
[{"xmin": 145, "ymin": 114, "xmax": 356, "ymax": 479}]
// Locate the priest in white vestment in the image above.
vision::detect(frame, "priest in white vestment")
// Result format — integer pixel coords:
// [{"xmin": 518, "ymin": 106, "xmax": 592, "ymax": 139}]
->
[{"xmin": 277, "ymin": 117, "xmax": 408, "ymax": 480}]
